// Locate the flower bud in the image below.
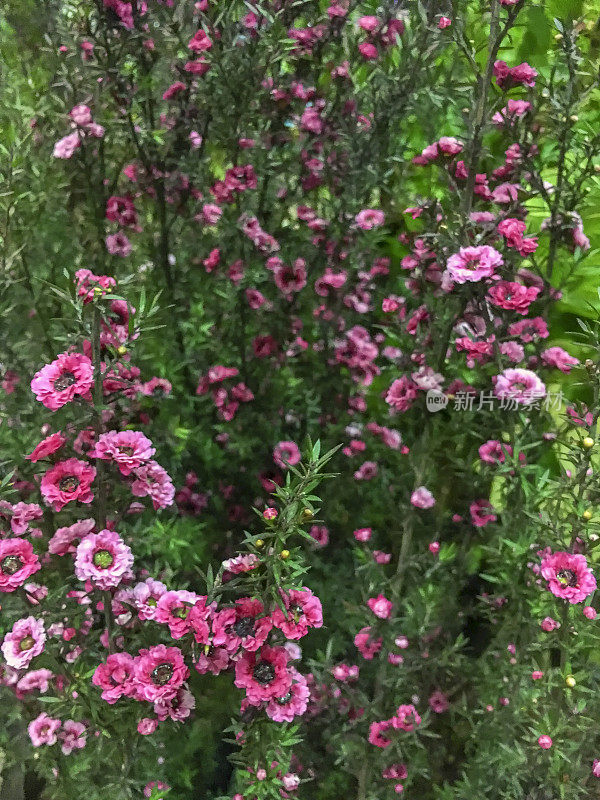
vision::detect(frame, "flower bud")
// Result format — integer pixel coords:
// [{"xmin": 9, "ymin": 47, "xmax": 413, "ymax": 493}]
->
[
  {"xmin": 583, "ymin": 509, "xmax": 592, "ymax": 521},
  {"xmin": 280, "ymin": 549, "xmax": 290, "ymax": 560},
  {"xmin": 583, "ymin": 437, "xmax": 594, "ymax": 449},
  {"xmin": 565, "ymin": 675, "xmax": 576, "ymax": 688}
]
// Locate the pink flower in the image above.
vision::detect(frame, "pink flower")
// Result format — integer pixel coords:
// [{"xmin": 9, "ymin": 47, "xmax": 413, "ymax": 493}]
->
[
  {"xmin": 26, "ymin": 432, "xmax": 66, "ymax": 462},
  {"xmin": 31, "ymin": 352, "xmax": 93, "ymax": 410},
  {"xmin": 540, "ymin": 551, "xmax": 596, "ymax": 604},
  {"xmin": 28, "ymin": 713, "xmax": 61, "ymax": 746},
  {"xmin": 59, "ymin": 720, "xmax": 86, "ymax": 755},
  {"xmin": 392, "ymin": 703, "xmax": 422, "ymax": 731},
  {"xmin": 48, "ymin": 518, "xmax": 95, "ymax": 556},
  {"xmin": 188, "ymin": 29, "xmax": 212, "ymax": 51},
  {"xmin": 429, "ymin": 541, "xmax": 440, "ymax": 555},
  {"xmin": 144, "ymin": 782, "xmax": 170, "ymax": 798},
  {"xmin": 154, "ymin": 686, "xmax": 195, "ymax": 722},
  {"xmin": 593, "ymin": 759, "xmax": 600, "ymax": 778},
  {"xmin": 273, "ymin": 259, "xmax": 307, "ymax": 295},
  {"xmin": 383, "ymin": 764, "xmax": 408, "ymax": 780},
  {"xmin": 355, "ymin": 209, "xmax": 385, "ymax": 230},
  {"xmin": 2, "ymin": 616, "xmax": 46, "ymax": 669},
  {"xmin": 133, "ymin": 578, "xmax": 168, "ymax": 621},
  {"xmin": 354, "ymin": 527, "xmax": 372, "ymax": 542},
  {"xmin": 16, "ymin": 668, "xmax": 53, "ymax": 695},
  {"xmin": 493, "ymin": 368, "xmax": 546, "ymax": 406},
  {"xmin": 193, "ymin": 646, "xmax": 230, "ymax": 676},
  {"xmin": 234, "ymin": 645, "xmax": 292, "ymax": 704},
  {"xmin": 138, "ymin": 718, "xmax": 159, "ymax": 735},
  {"xmin": 479, "ymin": 440, "xmax": 514, "ymax": 465},
  {"xmin": 155, "ymin": 590, "xmax": 200, "ymax": 639},
  {"xmin": 273, "ymin": 441, "xmax": 301, "ymax": 469},
  {"xmin": 105, "ymin": 232, "xmax": 132, "ymax": 257},
  {"xmin": 487, "ymin": 282, "xmax": 539, "ymax": 315},
  {"xmin": 222, "ymin": 553, "xmax": 259, "ymax": 575},
  {"xmin": 74, "ymin": 269, "xmax": 116, "ymax": 303},
  {"xmin": 541, "ymin": 347, "xmax": 579, "ymax": 374},
  {"xmin": 359, "ymin": 42, "xmax": 379, "ymax": 60},
  {"xmin": 368, "ymin": 594, "xmax": 393, "ymax": 619},
  {"xmin": 445, "ymin": 245, "xmax": 503, "ymax": 284},
  {"xmin": 438, "ymin": 16, "xmax": 451, "ymax": 28},
  {"xmin": 130, "ymin": 460, "xmax": 175, "ymax": 509},
  {"xmin": 74, "ymin": 529, "xmax": 134, "ymax": 590},
  {"xmin": 429, "ymin": 690, "xmax": 450, "ymax": 713},
  {"xmin": 53, "ymin": 132, "xmax": 80, "ymax": 159},
  {"xmin": 212, "ymin": 597, "xmax": 271, "ymax": 652},
  {"xmin": 41, "ymin": 458, "xmax": 96, "ymax": 512},
  {"xmin": 162, "ymin": 81, "xmax": 186, "ymax": 100},
  {"xmin": 272, "ymin": 588, "xmax": 323, "ymax": 639},
  {"xmin": 355, "ymin": 627, "xmax": 382, "ymax": 659},
  {"xmin": 265, "ymin": 668, "xmax": 310, "ymax": 722},
  {"xmin": 470, "ymin": 499, "xmax": 496, "ymax": 527},
  {"xmin": 385, "ymin": 377, "xmax": 418, "ymax": 412},
  {"xmin": 91, "ymin": 430, "xmax": 155, "ymax": 476},
  {"xmin": 3, "ymin": 501, "xmax": 43, "ymax": 536},
  {"xmin": 0, "ymin": 539, "xmax": 41, "ymax": 592},
  {"xmin": 309, "ymin": 524, "xmax": 329, "ymax": 547},
  {"xmin": 494, "ymin": 60, "xmax": 537, "ymax": 89},
  {"xmin": 410, "ymin": 486, "xmax": 435, "ymax": 509},
  {"xmin": 105, "ymin": 195, "xmax": 138, "ymax": 228},
  {"xmin": 493, "ymin": 99, "xmax": 531, "ymax": 126},
  {"xmin": 584, "ymin": 606, "xmax": 597, "ymax": 620},
  {"xmin": 369, "ymin": 720, "xmax": 394, "ymax": 748},
  {"xmin": 92, "ymin": 653, "xmax": 137, "ymax": 704},
  {"xmin": 354, "ymin": 461, "xmax": 378, "ymax": 480},
  {"xmin": 134, "ymin": 645, "xmax": 189, "ymax": 702},
  {"xmin": 538, "ymin": 735, "xmax": 552, "ymax": 749},
  {"xmin": 540, "ymin": 616, "xmax": 560, "ymax": 632}
]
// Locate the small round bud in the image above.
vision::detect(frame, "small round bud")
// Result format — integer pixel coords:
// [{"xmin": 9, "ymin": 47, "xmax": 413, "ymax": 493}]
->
[
  {"xmin": 594, "ymin": 165, "xmax": 600, "ymax": 174},
  {"xmin": 570, "ymin": 115, "xmax": 579, "ymax": 123},
  {"xmin": 93, "ymin": 286, "xmax": 104, "ymax": 296},
  {"xmin": 555, "ymin": 33, "xmax": 563, "ymax": 41},
  {"xmin": 255, "ymin": 539, "xmax": 264, "ymax": 549},
  {"xmin": 565, "ymin": 675, "xmax": 576, "ymax": 688},
  {"xmin": 583, "ymin": 509, "xmax": 592, "ymax": 521},
  {"xmin": 117, "ymin": 345, "xmax": 127, "ymax": 356},
  {"xmin": 583, "ymin": 437, "xmax": 594, "ymax": 449},
  {"xmin": 301, "ymin": 508, "xmax": 314, "ymax": 521},
  {"xmin": 280, "ymin": 549, "xmax": 290, "ymax": 560}
]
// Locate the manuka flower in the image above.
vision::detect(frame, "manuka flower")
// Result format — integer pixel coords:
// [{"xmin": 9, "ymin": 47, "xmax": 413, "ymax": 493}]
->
[
  {"xmin": 540, "ymin": 551, "xmax": 596, "ymax": 604},
  {"xmin": 31, "ymin": 352, "xmax": 93, "ymax": 410}
]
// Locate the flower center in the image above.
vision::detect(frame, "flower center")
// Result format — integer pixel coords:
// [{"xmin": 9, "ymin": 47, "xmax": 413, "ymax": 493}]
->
[
  {"xmin": 54, "ymin": 372, "xmax": 77, "ymax": 391},
  {"xmin": 151, "ymin": 662, "xmax": 174, "ymax": 686},
  {"xmin": 92, "ymin": 549, "xmax": 114, "ymax": 569},
  {"xmin": 172, "ymin": 606, "xmax": 190, "ymax": 619},
  {"xmin": 1, "ymin": 555, "xmax": 23, "ymax": 575},
  {"xmin": 58, "ymin": 475, "xmax": 80, "ymax": 493},
  {"xmin": 557, "ymin": 569, "xmax": 578, "ymax": 588},
  {"xmin": 119, "ymin": 446, "xmax": 135, "ymax": 456},
  {"xmin": 276, "ymin": 691, "xmax": 293, "ymax": 705},
  {"xmin": 233, "ymin": 616, "xmax": 256, "ymax": 638},
  {"xmin": 19, "ymin": 635, "xmax": 35, "ymax": 651},
  {"xmin": 147, "ymin": 597, "xmax": 157, "ymax": 607},
  {"xmin": 253, "ymin": 661, "xmax": 276, "ymax": 685}
]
